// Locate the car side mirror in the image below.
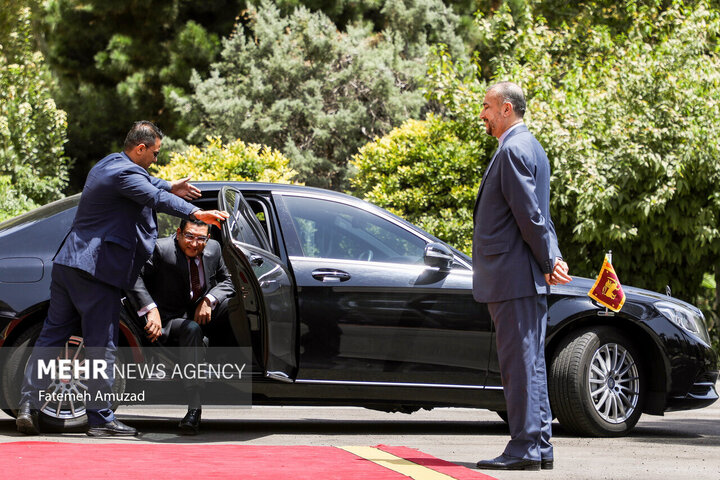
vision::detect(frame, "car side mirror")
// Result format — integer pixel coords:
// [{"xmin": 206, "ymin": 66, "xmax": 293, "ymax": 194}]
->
[{"xmin": 423, "ymin": 242, "xmax": 454, "ymax": 270}]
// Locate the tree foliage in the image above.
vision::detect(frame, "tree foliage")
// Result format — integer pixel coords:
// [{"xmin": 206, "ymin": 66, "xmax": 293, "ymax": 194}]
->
[
  {"xmin": 152, "ymin": 136, "xmax": 298, "ymax": 184},
  {"xmin": 40, "ymin": 0, "xmax": 241, "ymax": 190},
  {"xmin": 176, "ymin": 0, "xmax": 465, "ymax": 191},
  {"xmin": 353, "ymin": 115, "xmax": 487, "ymax": 253},
  {"xmin": 488, "ymin": 1, "xmax": 720, "ymax": 303},
  {"xmin": 0, "ymin": 6, "xmax": 68, "ymax": 221},
  {"xmin": 354, "ymin": 1, "xmax": 720, "ymax": 311}
]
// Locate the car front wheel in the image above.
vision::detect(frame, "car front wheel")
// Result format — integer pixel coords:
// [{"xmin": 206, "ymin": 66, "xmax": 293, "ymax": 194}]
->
[{"xmin": 549, "ymin": 326, "xmax": 645, "ymax": 437}]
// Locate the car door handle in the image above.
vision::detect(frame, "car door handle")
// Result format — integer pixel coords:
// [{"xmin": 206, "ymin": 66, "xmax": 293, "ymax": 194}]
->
[
  {"xmin": 311, "ymin": 269, "xmax": 351, "ymax": 283},
  {"xmin": 248, "ymin": 254, "xmax": 264, "ymax": 266}
]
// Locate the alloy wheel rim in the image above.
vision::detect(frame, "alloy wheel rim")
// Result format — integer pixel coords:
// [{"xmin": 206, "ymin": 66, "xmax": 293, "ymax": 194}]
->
[
  {"xmin": 40, "ymin": 377, "xmax": 88, "ymax": 419},
  {"xmin": 587, "ymin": 342, "xmax": 640, "ymax": 424},
  {"xmin": 39, "ymin": 336, "xmax": 88, "ymax": 420}
]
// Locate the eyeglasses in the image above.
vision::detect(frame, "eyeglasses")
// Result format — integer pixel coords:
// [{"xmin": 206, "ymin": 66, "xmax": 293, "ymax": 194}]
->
[
  {"xmin": 182, "ymin": 233, "xmax": 209, "ymax": 243},
  {"xmin": 142, "ymin": 144, "xmax": 159, "ymax": 158}
]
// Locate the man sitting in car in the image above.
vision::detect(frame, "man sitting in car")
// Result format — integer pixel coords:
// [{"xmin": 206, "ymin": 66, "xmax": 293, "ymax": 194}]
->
[{"xmin": 127, "ymin": 218, "xmax": 235, "ymax": 434}]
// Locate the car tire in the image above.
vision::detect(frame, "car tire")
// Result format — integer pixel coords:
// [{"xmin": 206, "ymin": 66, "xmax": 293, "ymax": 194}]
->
[
  {"xmin": 1, "ymin": 322, "xmax": 126, "ymax": 432},
  {"xmin": 549, "ymin": 326, "xmax": 645, "ymax": 437}
]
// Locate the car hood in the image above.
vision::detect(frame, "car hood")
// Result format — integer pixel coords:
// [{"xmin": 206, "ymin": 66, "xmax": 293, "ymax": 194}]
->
[{"xmin": 552, "ymin": 275, "xmax": 700, "ymax": 313}]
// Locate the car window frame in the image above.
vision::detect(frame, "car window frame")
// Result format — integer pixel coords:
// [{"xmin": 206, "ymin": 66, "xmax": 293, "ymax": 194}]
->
[
  {"xmin": 223, "ymin": 188, "xmax": 273, "ymax": 252},
  {"xmin": 274, "ymin": 191, "xmax": 471, "ymax": 270}
]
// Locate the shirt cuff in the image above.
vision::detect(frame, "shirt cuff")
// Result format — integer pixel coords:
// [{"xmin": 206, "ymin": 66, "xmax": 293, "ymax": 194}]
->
[
  {"xmin": 544, "ymin": 259, "xmax": 554, "ymax": 275},
  {"xmin": 137, "ymin": 303, "xmax": 157, "ymax": 317},
  {"xmin": 205, "ymin": 294, "xmax": 218, "ymax": 308}
]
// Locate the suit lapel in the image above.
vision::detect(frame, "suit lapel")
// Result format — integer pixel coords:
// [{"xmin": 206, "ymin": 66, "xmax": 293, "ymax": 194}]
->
[
  {"xmin": 473, "ymin": 125, "xmax": 530, "ymax": 215},
  {"xmin": 474, "ymin": 147, "xmax": 501, "ymax": 215},
  {"xmin": 200, "ymin": 249, "xmax": 211, "ymax": 294},
  {"xmin": 174, "ymin": 238, "xmax": 191, "ymax": 300}
]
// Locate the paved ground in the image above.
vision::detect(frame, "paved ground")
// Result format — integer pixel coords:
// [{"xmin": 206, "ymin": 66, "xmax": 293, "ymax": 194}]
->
[{"xmin": 1, "ymin": 392, "xmax": 718, "ymax": 480}]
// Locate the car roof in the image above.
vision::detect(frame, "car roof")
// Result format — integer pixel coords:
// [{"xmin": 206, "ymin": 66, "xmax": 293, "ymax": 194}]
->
[
  {"xmin": 195, "ymin": 180, "xmax": 392, "ymax": 213},
  {"xmin": 194, "ymin": 181, "xmax": 361, "ymax": 201}
]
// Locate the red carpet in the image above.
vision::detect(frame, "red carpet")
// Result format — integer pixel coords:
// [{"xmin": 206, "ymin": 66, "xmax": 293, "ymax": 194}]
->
[{"xmin": 3, "ymin": 442, "xmax": 497, "ymax": 480}]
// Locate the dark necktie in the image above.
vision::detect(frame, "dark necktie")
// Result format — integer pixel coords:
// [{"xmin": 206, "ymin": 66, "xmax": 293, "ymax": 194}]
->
[{"xmin": 190, "ymin": 258, "xmax": 203, "ymax": 300}]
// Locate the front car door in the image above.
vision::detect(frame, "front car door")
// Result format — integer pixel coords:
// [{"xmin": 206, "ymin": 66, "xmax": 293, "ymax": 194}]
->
[
  {"xmin": 273, "ymin": 192, "xmax": 493, "ymax": 388},
  {"xmin": 219, "ymin": 186, "xmax": 298, "ymax": 382}
]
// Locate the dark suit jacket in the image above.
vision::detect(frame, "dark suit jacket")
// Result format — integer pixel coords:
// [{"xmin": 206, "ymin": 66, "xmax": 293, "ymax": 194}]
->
[
  {"xmin": 54, "ymin": 152, "xmax": 196, "ymax": 289},
  {"xmin": 472, "ymin": 125, "xmax": 562, "ymax": 303},
  {"xmin": 127, "ymin": 236, "xmax": 235, "ymax": 322}
]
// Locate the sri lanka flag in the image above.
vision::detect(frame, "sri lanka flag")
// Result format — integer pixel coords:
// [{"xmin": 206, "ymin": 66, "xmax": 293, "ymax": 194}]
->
[{"xmin": 588, "ymin": 255, "xmax": 626, "ymax": 312}]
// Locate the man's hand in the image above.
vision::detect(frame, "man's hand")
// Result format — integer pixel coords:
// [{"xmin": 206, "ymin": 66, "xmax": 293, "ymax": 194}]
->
[
  {"xmin": 144, "ymin": 308, "xmax": 163, "ymax": 342},
  {"xmin": 193, "ymin": 209, "xmax": 230, "ymax": 229},
  {"xmin": 170, "ymin": 176, "xmax": 202, "ymax": 201},
  {"xmin": 545, "ymin": 258, "xmax": 571, "ymax": 286},
  {"xmin": 194, "ymin": 297, "xmax": 213, "ymax": 325}
]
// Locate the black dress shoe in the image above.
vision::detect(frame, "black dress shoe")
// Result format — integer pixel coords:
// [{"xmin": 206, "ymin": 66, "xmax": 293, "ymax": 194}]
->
[
  {"xmin": 179, "ymin": 408, "xmax": 201, "ymax": 435},
  {"xmin": 16, "ymin": 402, "xmax": 39, "ymax": 435},
  {"xmin": 542, "ymin": 458, "xmax": 554, "ymax": 470},
  {"xmin": 86, "ymin": 419, "xmax": 138, "ymax": 437},
  {"xmin": 476, "ymin": 454, "xmax": 541, "ymax": 471}
]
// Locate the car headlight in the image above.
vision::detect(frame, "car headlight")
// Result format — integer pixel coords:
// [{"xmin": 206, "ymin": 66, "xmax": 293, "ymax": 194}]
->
[{"xmin": 655, "ymin": 301, "xmax": 711, "ymax": 345}]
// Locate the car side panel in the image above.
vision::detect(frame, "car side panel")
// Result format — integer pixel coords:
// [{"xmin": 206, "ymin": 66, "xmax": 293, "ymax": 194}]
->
[
  {"xmin": 0, "ymin": 205, "xmax": 76, "ymax": 317},
  {"xmin": 291, "ymin": 256, "xmax": 491, "ymax": 385}
]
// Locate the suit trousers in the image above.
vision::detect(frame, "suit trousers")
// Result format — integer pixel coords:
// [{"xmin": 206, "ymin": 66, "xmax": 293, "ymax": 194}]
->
[
  {"xmin": 21, "ymin": 263, "xmax": 119, "ymax": 426},
  {"xmin": 488, "ymin": 294, "xmax": 552, "ymax": 461},
  {"xmin": 159, "ymin": 297, "xmax": 232, "ymax": 407},
  {"xmin": 161, "ymin": 317, "xmax": 204, "ymax": 408}
]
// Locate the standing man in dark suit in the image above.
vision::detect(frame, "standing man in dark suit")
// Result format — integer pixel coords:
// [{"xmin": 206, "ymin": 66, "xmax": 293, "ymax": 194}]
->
[
  {"xmin": 16, "ymin": 121, "xmax": 229, "ymax": 437},
  {"xmin": 473, "ymin": 82, "xmax": 571, "ymax": 471},
  {"xmin": 127, "ymin": 218, "xmax": 235, "ymax": 434}
]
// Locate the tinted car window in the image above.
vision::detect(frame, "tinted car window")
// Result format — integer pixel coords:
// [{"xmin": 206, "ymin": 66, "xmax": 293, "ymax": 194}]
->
[
  {"xmin": 283, "ymin": 195, "xmax": 426, "ymax": 264},
  {"xmin": 223, "ymin": 188, "xmax": 271, "ymax": 251},
  {"xmin": 246, "ymin": 197, "xmax": 274, "ymax": 251}
]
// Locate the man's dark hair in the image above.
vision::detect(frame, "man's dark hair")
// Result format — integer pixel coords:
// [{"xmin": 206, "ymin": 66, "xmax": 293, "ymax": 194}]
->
[
  {"xmin": 179, "ymin": 218, "xmax": 210, "ymax": 234},
  {"xmin": 123, "ymin": 121, "xmax": 163, "ymax": 151},
  {"xmin": 491, "ymin": 81, "xmax": 526, "ymax": 118}
]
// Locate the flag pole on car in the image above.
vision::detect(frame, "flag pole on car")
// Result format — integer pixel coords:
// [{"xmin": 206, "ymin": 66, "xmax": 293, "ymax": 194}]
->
[{"xmin": 588, "ymin": 250, "xmax": 626, "ymax": 313}]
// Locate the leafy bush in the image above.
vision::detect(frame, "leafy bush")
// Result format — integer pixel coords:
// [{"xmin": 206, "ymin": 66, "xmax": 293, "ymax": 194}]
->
[
  {"xmin": 152, "ymin": 136, "xmax": 298, "ymax": 184},
  {"xmin": 483, "ymin": 3, "xmax": 720, "ymax": 301},
  {"xmin": 352, "ymin": 115, "xmax": 489, "ymax": 253},
  {"xmin": 353, "ymin": 2, "xmax": 720, "ymax": 350},
  {"xmin": 0, "ymin": 7, "xmax": 68, "ymax": 221}
]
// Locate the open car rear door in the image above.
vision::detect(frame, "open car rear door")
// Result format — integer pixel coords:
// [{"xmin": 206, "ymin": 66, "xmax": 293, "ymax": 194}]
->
[{"xmin": 219, "ymin": 186, "xmax": 298, "ymax": 382}]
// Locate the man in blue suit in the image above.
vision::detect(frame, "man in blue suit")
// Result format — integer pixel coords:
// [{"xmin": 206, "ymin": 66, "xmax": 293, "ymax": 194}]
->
[
  {"xmin": 473, "ymin": 83, "xmax": 571, "ymax": 471},
  {"xmin": 16, "ymin": 121, "xmax": 229, "ymax": 436}
]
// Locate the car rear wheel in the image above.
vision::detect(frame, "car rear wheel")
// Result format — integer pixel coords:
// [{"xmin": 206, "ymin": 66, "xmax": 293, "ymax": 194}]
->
[
  {"xmin": 1, "ymin": 322, "xmax": 125, "ymax": 431},
  {"xmin": 549, "ymin": 326, "xmax": 645, "ymax": 437}
]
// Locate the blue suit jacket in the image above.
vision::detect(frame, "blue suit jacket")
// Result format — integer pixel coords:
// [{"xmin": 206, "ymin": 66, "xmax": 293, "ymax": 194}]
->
[
  {"xmin": 472, "ymin": 125, "xmax": 561, "ymax": 303},
  {"xmin": 54, "ymin": 152, "xmax": 196, "ymax": 289}
]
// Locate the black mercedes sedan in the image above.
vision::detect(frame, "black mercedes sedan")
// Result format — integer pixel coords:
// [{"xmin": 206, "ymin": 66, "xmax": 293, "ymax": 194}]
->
[{"xmin": 0, "ymin": 182, "xmax": 717, "ymax": 437}]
